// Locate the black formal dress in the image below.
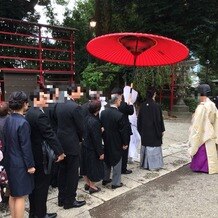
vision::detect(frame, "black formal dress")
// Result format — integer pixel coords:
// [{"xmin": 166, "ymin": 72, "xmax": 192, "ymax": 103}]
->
[
  {"xmin": 118, "ymin": 101, "xmax": 134, "ymax": 172},
  {"xmin": 81, "ymin": 114, "xmax": 104, "ymax": 182},
  {"xmin": 55, "ymin": 99, "xmax": 83, "ymax": 206},
  {"xmin": 25, "ymin": 107, "xmax": 64, "ymax": 218},
  {"xmin": 101, "ymin": 107, "xmax": 129, "ymax": 167},
  {"xmin": 3, "ymin": 114, "xmax": 35, "ymax": 197}
]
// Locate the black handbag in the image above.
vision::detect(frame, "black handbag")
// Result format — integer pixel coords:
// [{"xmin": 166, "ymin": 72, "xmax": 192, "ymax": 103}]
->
[{"xmin": 41, "ymin": 141, "xmax": 56, "ymax": 175}]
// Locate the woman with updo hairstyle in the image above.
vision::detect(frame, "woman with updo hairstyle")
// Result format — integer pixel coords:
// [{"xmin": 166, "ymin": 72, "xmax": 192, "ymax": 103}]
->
[
  {"xmin": 3, "ymin": 91, "xmax": 35, "ymax": 218},
  {"xmin": 81, "ymin": 100, "xmax": 104, "ymax": 194}
]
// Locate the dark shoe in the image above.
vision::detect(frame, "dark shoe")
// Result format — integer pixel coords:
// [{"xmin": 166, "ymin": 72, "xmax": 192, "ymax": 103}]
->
[
  {"xmin": 58, "ymin": 201, "xmax": 64, "ymax": 207},
  {"xmin": 44, "ymin": 213, "xmax": 57, "ymax": 218},
  {"xmin": 29, "ymin": 213, "xmax": 35, "ymax": 218},
  {"xmin": 89, "ymin": 187, "xmax": 101, "ymax": 194},
  {"xmin": 84, "ymin": 184, "xmax": 90, "ymax": 191},
  {"xmin": 64, "ymin": 200, "xmax": 86, "ymax": 209},
  {"xmin": 102, "ymin": 179, "xmax": 112, "ymax": 186},
  {"xmin": 111, "ymin": 183, "xmax": 123, "ymax": 189},
  {"xmin": 122, "ymin": 169, "xmax": 132, "ymax": 174}
]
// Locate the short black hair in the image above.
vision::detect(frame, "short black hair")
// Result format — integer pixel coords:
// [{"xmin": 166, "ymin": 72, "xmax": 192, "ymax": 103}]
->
[
  {"xmin": 88, "ymin": 100, "xmax": 101, "ymax": 114},
  {"xmin": 146, "ymin": 86, "xmax": 157, "ymax": 99},
  {"xmin": 9, "ymin": 91, "xmax": 28, "ymax": 110},
  {"xmin": 44, "ymin": 87, "xmax": 56, "ymax": 100},
  {"xmin": 111, "ymin": 87, "xmax": 123, "ymax": 95},
  {"xmin": 198, "ymin": 84, "xmax": 211, "ymax": 96},
  {"xmin": 67, "ymin": 84, "xmax": 77, "ymax": 95},
  {"xmin": 29, "ymin": 89, "xmax": 43, "ymax": 101}
]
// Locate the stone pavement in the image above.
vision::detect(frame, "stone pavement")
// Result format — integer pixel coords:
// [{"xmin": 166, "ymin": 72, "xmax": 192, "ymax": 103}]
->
[{"xmin": 0, "ymin": 116, "xmax": 192, "ymax": 218}]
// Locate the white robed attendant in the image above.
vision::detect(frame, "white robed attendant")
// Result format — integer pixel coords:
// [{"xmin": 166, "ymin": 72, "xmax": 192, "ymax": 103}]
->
[{"xmin": 188, "ymin": 84, "xmax": 218, "ymax": 174}]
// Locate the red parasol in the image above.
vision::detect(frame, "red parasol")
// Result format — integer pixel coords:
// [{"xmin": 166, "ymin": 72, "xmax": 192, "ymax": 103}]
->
[{"xmin": 86, "ymin": 32, "xmax": 189, "ymax": 67}]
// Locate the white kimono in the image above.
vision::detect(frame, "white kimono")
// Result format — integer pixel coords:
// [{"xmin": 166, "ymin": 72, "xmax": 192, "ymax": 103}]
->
[{"xmin": 129, "ymin": 106, "xmax": 141, "ymax": 160}]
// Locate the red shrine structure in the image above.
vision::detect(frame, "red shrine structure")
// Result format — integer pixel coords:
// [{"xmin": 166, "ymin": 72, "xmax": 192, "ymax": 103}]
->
[{"xmin": 0, "ymin": 17, "xmax": 76, "ymax": 101}]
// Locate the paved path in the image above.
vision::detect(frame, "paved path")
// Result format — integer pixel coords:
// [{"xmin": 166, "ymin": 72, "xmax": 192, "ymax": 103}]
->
[
  {"xmin": 90, "ymin": 165, "xmax": 218, "ymax": 218},
  {"xmin": 0, "ymin": 117, "xmax": 192, "ymax": 218}
]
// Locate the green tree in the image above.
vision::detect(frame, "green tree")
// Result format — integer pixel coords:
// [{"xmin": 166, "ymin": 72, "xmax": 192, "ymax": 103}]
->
[
  {"xmin": 61, "ymin": 0, "xmax": 95, "ymax": 79},
  {"xmin": 133, "ymin": 67, "xmax": 171, "ymax": 100},
  {"xmin": 81, "ymin": 63, "xmax": 121, "ymax": 91},
  {"xmin": 0, "ymin": 0, "xmax": 39, "ymax": 20},
  {"xmin": 49, "ymin": 0, "xmax": 217, "ymax": 84}
]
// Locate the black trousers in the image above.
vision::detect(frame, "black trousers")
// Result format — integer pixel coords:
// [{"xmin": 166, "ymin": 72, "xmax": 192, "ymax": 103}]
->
[
  {"xmin": 29, "ymin": 167, "xmax": 51, "ymax": 218},
  {"xmin": 58, "ymin": 155, "xmax": 79, "ymax": 204},
  {"xmin": 122, "ymin": 136, "xmax": 130, "ymax": 172}
]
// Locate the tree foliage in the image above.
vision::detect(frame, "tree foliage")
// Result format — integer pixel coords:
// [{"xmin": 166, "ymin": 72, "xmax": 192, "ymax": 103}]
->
[
  {"xmin": 132, "ymin": 67, "xmax": 171, "ymax": 100},
  {"xmin": 0, "ymin": 0, "xmax": 39, "ymax": 21},
  {"xmin": 93, "ymin": 0, "xmax": 217, "ymax": 72},
  {"xmin": 61, "ymin": 0, "xmax": 95, "ymax": 77},
  {"xmin": 81, "ymin": 63, "xmax": 120, "ymax": 91}
]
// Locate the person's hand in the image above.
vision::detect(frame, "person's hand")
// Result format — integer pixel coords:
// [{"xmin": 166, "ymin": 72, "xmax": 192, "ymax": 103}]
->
[
  {"xmin": 56, "ymin": 153, "xmax": 66, "ymax": 162},
  {"xmin": 123, "ymin": 145, "xmax": 128, "ymax": 150},
  {"xmin": 101, "ymin": 127, "xmax": 104, "ymax": 132},
  {"xmin": 27, "ymin": 167, "xmax": 35, "ymax": 174},
  {"xmin": 99, "ymin": 154, "xmax": 104, "ymax": 160}
]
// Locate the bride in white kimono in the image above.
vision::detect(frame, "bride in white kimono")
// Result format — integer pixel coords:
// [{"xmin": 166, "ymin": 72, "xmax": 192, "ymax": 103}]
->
[{"xmin": 123, "ymin": 86, "xmax": 140, "ymax": 163}]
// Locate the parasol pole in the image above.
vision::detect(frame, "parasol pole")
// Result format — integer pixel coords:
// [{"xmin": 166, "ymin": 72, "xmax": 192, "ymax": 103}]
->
[
  {"xmin": 131, "ymin": 37, "xmax": 139, "ymax": 94},
  {"xmin": 130, "ymin": 83, "xmax": 133, "ymax": 93}
]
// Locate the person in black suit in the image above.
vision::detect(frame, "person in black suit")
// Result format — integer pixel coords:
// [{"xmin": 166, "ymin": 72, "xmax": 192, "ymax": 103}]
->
[
  {"xmin": 101, "ymin": 94, "xmax": 129, "ymax": 189},
  {"xmin": 111, "ymin": 88, "xmax": 134, "ymax": 174},
  {"xmin": 3, "ymin": 92, "xmax": 35, "ymax": 218},
  {"xmin": 55, "ymin": 84, "xmax": 86, "ymax": 209},
  {"xmin": 26, "ymin": 89, "xmax": 65, "ymax": 218},
  {"xmin": 43, "ymin": 86, "xmax": 61, "ymax": 188}
]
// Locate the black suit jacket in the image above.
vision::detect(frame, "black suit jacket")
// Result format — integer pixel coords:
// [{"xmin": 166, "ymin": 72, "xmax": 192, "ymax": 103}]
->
[
  {"xmin": 25, "ymin": 107, "xmax": 64, "ymax": 167},
  {"xmin": 55, "ymin": 99, "xmax": 83, "ymax": 155},
  {"xmin": 101, "ymin": 107, "xmax": 129, "ymax": 166},
  {"xmin": 118, "ymin": 101, "xmax": 134, "ymax": 136},
  {"xmin": 44, "ymin": 103, "xmax": 58, "ymax": 133}
]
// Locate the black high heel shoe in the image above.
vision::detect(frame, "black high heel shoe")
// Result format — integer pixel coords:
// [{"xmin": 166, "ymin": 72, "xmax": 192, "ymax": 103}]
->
[
  {"xmin": 84, "ymin": 184, "xmax": 90, "ymax": 190},
  {"xmin": 89, "ymin": 186, "xmax": 101, "ymax": 194}
]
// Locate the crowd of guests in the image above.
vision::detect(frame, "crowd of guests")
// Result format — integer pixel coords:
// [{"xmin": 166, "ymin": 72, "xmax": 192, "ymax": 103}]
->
[
  {"xmin": 0, "ymin": 83, "xmax": 217, "ymax": 218},
  {"xmin": 0, "ymin": 84, "xmax": 165, "ymax": 218}
]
